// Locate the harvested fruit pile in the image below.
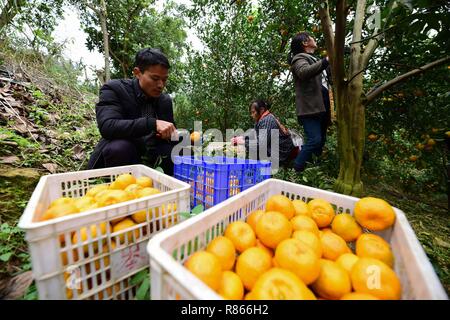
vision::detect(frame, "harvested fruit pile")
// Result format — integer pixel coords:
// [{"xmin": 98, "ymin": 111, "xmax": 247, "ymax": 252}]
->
[
  {"xmin": 38, "ymin": 173, "xmax": 173, "ymax": 223},
  {"xmin": 184, "ymin": 194, "xmax": 401, "ymax": 300},
  {"xmin": 36, "ymin": 173, "xmax": 177, "ymax": 300}
]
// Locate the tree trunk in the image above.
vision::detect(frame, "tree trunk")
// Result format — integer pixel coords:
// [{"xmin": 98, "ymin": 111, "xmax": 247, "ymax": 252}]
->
[
  {"xmin": 334, "ymin": 74, "xmax": 365, "ymax": 197},
  {"xmin": 99, "ymin": 0, "xmax": 110, "ymax": 82}
]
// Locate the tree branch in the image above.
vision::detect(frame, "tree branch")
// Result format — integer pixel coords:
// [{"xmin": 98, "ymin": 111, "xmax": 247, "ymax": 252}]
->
[
  {"xmin": 334, "ymin": 0, "xmax": 347, "ymax": 88},
  {"xmin": 350, "ymin": 0, "xmax": 367, "ymax": 76},
  {"xmin": 362, "ymin": 0, "xmax": 397, "ymax": 69},
  {"xmin": 364, "ymin": 56, "xmax": 450, "ymax": 105},
  {"xmin": 349, "ymin": 24, "xmax": 396, "ymax": 45},
  {"xmin": 83, "ymin": 1, "xmax": 100, "ymax": 16},
  {"xmin": 0, "ymin": 0, "xmax": 26, "ymax": 32},
  {"xmin": 319, "ymin": 1, "xmax": 335, "ymax": 70}
]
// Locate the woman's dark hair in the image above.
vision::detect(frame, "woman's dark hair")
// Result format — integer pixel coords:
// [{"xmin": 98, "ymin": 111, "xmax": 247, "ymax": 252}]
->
[
  {"xmin": 134, "ymin": 48, "xmax": 170, "ymax": 72},
  {"xmin": 250, "ymin": 99, "xmax": 271, "ymax": 114},
  {"xmin": 287, "ymin": 32, "xmax": 311, "ymax": 65}
]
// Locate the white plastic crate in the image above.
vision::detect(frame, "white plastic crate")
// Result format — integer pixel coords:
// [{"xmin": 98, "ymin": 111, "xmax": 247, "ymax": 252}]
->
[
  {"xmin": 18, "ymin": 164, "xmax": 190, "ymax": 300},
  {"xmin": 147, "ymin": 178, "xmax": 448, "ymax": 300}
]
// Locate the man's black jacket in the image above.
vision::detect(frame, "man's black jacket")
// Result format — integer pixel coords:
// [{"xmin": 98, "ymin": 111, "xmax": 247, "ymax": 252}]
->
[{"xmin": 87, "ymin": 78, "xmax": 175, "ymax": 169}]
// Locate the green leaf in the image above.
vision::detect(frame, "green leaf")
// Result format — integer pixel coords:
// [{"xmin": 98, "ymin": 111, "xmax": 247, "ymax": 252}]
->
[
  {"xmin": 136, "ymin": 278, "xmax": 150, "ymax": 300},
  {"xmin": 179, "ymin": 211, "xmax": 192, "ymax": 219},
  {"xmin": 0, "ymin": 252, "xmax": 13, "ymax": 262},
  {"xmin": 130, "ymin": 269, "xmax": 148, "ymax": 286},
  {"xmin": 191, "ymin": 204, "xmax": 204, "ymax": 215},
  {"xmin": 155, "ymin": 167, "xmax": 164, "ymax": 173}
]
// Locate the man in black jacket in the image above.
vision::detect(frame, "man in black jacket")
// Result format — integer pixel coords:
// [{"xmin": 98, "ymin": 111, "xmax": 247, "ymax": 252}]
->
[{"xmin": 87, "ymin": 48, "xmax": 177, "ymax": 175}]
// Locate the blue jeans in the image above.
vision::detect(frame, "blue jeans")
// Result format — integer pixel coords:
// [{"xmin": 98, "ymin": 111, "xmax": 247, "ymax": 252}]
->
[{"xmin": 294, "ymin": 87, "xmax": 330, "ymax": 172}]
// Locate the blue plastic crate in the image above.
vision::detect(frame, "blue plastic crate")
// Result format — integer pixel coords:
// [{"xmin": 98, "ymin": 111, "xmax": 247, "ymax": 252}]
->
[{"xmin": 174, "ymin": 156, "xmax": 271, "ymax": 209}]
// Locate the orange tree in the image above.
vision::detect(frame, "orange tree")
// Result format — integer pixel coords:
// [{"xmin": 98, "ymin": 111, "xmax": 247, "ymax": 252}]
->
[
  {"xmin": 175, "ymin": 0, "xmax": 316, "ymax": 132},
  {"xmin": 318, "ymin": 0, "xmax": 449, "ymax": 195},
  {"xmin": 363, "ymin": 4, "xmax": 449, "ymax": 194}
]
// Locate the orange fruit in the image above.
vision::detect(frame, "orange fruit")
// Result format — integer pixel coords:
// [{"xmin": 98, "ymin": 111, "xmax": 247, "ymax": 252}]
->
[
  {"xmin": 41, "ymin": 203, "xmax": 79, "ymax": 221},
  {"xmin": 354, "ymin": 197, "xmax": 396, "ymax": 231},
  {"xmin": 85, "ymin": 184, "xmax": 109, "ymax": 198},
  {"xmin": 235, "ymin": 247, "xmax": 272, "ymax": 291},
  {"xmin": 255, "ymin": 211, "xmax": 292, "ymax": 249},
  {"xmin": 331, "ymin": 213, "xmax": 362, "ymax": 242},
  {"xmin": 246, "ymin": 210, "xmax": 265, "ymax": 233},
  {"xmin": 95, "ymin": 189, "xmax": 131, "ymax": 207},
  {"xmin": 156, "ymin": 203, "xmax": 178, "ymax": 228},
  {"xmin": 311, "ymin": 259, "xmax": 352, "ymax": 300},
  {"xmin": 74, "ymin": 196, "xmax": 97, "ymax": 212},
  {"xmin": 320, "ymin": 230, "xmax": 351, "ymax": 261},
  {"xmin": 274, "ymin": 238, "xmax": 320, "ymax": 285},
  {"xmin": 136, "ymin": 176, "xmax": 153, "ymax": 188},
  {"xmin": 224, "ymin": 221, "xmax": 256, "ymax": 253},
  {"xmin": 336, "ymin": 253, "xmax": 359, "ymax": 275},
  {"xmin": 251, "ymin": 268, "xmax": 316, "ymax": 300},
  {"xmin": 356, "ymin": 233, "xmax": 394, "ymax": 268},
  {"xmin": 190, "ymin": 131, "xmax": 201, "ymax": 143},
  {"xmin": 124, "ymin": 184, "xmax": 143, "ymax": 199},
  {"xmin": 265, "ymin": 194, "xmax": 295, "ymax": 220},
  {"xmin": 341, "ymin": 292, "xmax": 379, "ymax": 300},
  {"xmin": 290, "ymin": 215, "xmax": 320, "ymax": 236},
  {"xmin": 137, "ymin": 187, "xmax": 161, "ymax": 198},
  {"xmin": 109, "ymin": 173, "xmax": 136, "ymax": 190},
  {"xmin": 308, "ymin": 199, "xmax": 335, "ymax": 228},
  {"xmin": 206, "ymin": 236, "xmax": 236, "ymax": 271},
  {"xmin": 72, "ymin": 222, "xmax": 108, "ymax": 254},
  {"xmin": 292, "ymin": 230, "xmax": 322, "ymax": 258},
  {"xmin": 49, "ymin": 197, "xmax": 75, "ymax": 208},
  {"xmin": 272, "ymin": 256, "xmax": 280, "ymax": 267},
  {"xmin": 255, "ymin": 239, "xmax": 274, "ymax": 257},
  {"xmin": 185, "ymin": 251, "xmax": 222, "ymax": 291},
  {"xmin": 112, "ymin": 218, "xmax": 140, "ymax": 244},
  {"xmin": 351, "ymin": 257, "xmax": 401, "ymax": 300},
  {"xmin": 292, "ymin": 199, "xmax": 312, "ymax": 217},
  {"xmin": 218, "ymin": 271, "xmax": 244, "ymax": 300},
  {"xmin": 61, "ymin": 249, "xmax": 79, "ymax": 266},
  {"xmin": 244, "ymin": 291, "xmax": 255, "ymax": 300},
  {"xmin": 86, "ymin": 243, "xmax": 112, "ymax": 274},
  {"xmin": 131, "ymin": 209, "xmax": 148, "ymax": 224}
]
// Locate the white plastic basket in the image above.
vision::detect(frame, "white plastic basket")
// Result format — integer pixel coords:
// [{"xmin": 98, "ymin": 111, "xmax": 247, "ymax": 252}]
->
[
  {"xmin": 147, "ymin": 178, "xmax": 448, "ymax": 300},
  {"xmin": 19, "ymin": 164, "xmax": 190, "ymax": 300}
]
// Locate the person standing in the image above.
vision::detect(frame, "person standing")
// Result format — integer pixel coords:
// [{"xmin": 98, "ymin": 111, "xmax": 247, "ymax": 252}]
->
[{"xmin": 289, "ymin": 32, "xmax": 332, "ymax": 172}]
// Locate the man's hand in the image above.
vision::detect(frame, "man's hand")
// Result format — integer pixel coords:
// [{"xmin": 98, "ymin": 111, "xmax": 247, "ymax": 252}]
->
[
  {"xmin": 156, "ymin": 119, "xmax": 176, "ymax": 140},
  {"xmin": 231, "ymin": 136, "xmax": 245, "ymax": 146}
]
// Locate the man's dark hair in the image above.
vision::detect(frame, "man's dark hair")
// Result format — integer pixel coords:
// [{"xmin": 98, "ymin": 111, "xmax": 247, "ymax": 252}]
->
[
  {"xmin": 288, "ymin": 32, "xmax": 311, "ymax": 65},
  {"xmin": 134, "ymin": 48, "xmax": 170, "ymax": 72},
  {"xmin": 250, "ymin": 99, "xmax": 271, "ymax": 114}
]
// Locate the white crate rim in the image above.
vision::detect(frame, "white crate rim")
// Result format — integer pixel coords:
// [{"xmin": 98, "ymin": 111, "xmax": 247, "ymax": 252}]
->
[{"xmin": 147, "ymin": 178, "xmax": 448, "ymax": 300}]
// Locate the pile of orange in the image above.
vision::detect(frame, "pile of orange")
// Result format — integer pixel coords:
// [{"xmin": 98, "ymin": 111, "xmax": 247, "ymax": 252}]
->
[
  {"xmin": 39, "ymin": 173, "xmax": 176, "ymax": 300},
  {"xmin": 185, "ymin": 194, "xmax": 401, "ymax": 300}
]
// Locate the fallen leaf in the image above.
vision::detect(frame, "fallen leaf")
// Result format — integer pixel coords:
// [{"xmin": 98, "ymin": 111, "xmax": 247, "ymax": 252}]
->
[
  {"xmin": 0, "ymin": 156, "xmax": 20, "ymax": 164},
  {"xmin": 0, "ymin": 271, "xmax": 33, "ymax": 300},
  {"xmin": 42, "ymin": 163, "xmax": 58, "ymax": 173},
  {"xmin": 72, "ymin": 144, "xmax": 85, "ymax": 160}
]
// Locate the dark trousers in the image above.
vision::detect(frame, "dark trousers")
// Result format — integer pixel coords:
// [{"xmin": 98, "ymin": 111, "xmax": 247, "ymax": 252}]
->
[
  {"xmin": 294, "ymin": 86, "xmax": 331, "ymax": 172},
  {"xmin": 89, "ymin": 139, "xmax": 175, "ymax": 176}
]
